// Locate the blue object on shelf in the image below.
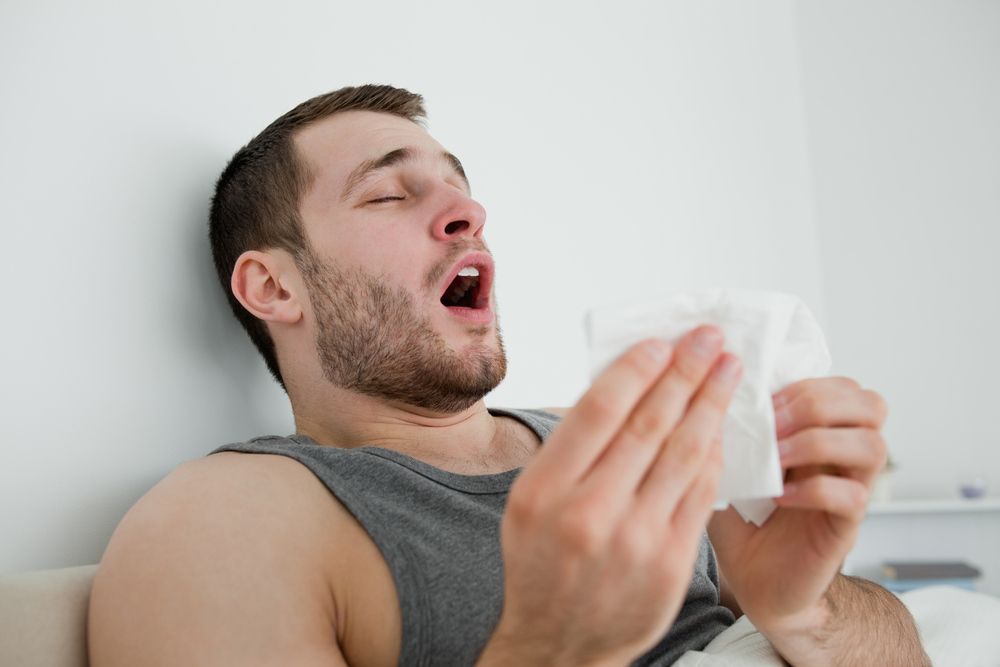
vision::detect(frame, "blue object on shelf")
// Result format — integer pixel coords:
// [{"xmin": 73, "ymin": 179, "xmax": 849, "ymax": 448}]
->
[{"xmin": 961, "ymin": 485, "xmax": 987, "ymax": 499}]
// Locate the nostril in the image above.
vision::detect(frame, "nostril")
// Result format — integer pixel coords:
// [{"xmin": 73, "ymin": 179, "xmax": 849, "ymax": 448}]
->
[{"xmin": 444, "ymin": 220, "xmax": 469, "ymax": 235}]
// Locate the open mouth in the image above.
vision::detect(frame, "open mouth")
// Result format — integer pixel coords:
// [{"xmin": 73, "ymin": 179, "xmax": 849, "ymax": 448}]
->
[
  {"xmin": 438, "ymin": 253, "xmax": 493, "ymax": 312},
  {"xmin": 441, "ymin": 266, "xmax": 481, "ymax": 308}
]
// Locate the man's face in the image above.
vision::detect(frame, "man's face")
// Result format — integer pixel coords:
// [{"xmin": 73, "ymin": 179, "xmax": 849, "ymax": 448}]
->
[{"xmin": 293, "ymin": 111, "xmax": 506, "ymax": 414}]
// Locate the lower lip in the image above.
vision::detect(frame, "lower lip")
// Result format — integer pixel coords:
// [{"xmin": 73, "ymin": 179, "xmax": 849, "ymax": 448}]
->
[{"xmin": 444, "ymin": 305, "xmax": 494, "ymax": 325}]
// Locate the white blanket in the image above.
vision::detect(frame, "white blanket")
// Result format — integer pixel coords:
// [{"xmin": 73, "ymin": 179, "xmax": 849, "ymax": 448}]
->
[{"xmin": 674, "ymin": 586, "xmax": 1000, "ymax": 666}]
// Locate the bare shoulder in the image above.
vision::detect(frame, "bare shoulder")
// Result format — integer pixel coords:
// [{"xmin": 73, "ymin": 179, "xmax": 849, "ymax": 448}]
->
[{"xmin": 89, "ymin": 452, "xmax": 398, "ymax": 667}]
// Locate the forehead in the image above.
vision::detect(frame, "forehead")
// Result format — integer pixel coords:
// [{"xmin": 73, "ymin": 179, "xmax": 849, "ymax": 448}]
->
[{"xmin": 295, "ymin": 110, "xmax": 445, "ymax": 193}]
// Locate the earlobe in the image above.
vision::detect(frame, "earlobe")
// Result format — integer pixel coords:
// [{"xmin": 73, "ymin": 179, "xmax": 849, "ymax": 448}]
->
[{"xmin": 231, "ymin": 250, "xmax": 303, "ymax": 324}]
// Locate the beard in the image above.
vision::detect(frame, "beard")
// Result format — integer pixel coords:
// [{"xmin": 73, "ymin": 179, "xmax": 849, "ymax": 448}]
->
[{"xmin": 296, "ymin": 244, "xmax": 507, "ymax": 414}]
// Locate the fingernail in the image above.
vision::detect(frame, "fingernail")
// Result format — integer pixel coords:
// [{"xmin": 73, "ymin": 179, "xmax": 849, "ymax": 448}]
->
[
  {"xmin": 774, "ymin": 406, "xmax": 792, "ymax": 435},
  {"xmin": 773, "ymin": 394, "xmax": 787, "ymax": 409},
  {"xmin": 642, "ymin": 339, "xmax": 672, "ymax": 362},
  {"xmin": 782, "ymin": 481, "xmax": 798, "ymax": 497},
  {"xmin": 715, "ymin": 355, "xmax": 742, "ymax": 381},
  {"xmin": 692, "ymin": 327, "xmax": 723, "ymax": 356}
]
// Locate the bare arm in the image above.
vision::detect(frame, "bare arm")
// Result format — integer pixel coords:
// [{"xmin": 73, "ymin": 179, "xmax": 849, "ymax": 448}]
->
[
  {"xmin": 88, "ymin": 453, "xmax": 365, "ymax": 667},
  {"xmin": 792, "ymin": 574, "xmax": 929, "ymax": 666},
  {"xmin": 721, "ymin": 570, "xmax": 927, "ymax": 665},
  {"xmin": 710, "ymin": 378, "xmax": 930, "ymax": 666}
]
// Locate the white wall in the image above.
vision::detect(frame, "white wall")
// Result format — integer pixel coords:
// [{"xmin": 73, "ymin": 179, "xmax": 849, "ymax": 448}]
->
[
  {"xmin": 1, "ymin": 0, "xmax": 839, "ymax": 573},
  {"xmin": 795, "ymin": 1, "xmax": 1000, "ymax": 500}
]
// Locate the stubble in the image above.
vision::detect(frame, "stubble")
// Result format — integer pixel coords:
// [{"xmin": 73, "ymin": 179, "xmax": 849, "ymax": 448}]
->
[{"xmin": 297, "ymin": 245, "xmax": 507, "ymax": 414}]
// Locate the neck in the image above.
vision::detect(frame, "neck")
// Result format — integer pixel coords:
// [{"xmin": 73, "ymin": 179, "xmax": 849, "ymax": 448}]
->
[{"xmin": 291, "ymin": 387, "xmax": 539, "ymax": 475}]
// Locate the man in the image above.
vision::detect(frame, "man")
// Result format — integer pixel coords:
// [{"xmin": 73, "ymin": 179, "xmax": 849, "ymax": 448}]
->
[{"xmin": 89, "ymin": 85, "xmax": 929, "ymax": 666}]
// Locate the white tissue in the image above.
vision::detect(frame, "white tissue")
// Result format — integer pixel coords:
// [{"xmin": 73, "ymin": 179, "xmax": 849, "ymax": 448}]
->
[{"xmin": 586, "ymin": 290, "xmax": 831, "ymax": 526}]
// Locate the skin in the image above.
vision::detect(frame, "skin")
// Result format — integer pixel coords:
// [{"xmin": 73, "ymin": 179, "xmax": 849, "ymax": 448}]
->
[{"xmin": 88, "ymin": 111, "xmax": 929, "ymax": 666}]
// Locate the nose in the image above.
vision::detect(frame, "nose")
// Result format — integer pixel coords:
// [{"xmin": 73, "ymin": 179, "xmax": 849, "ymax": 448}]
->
[{"xmin": 429, "ymin": 187, "xmax": 487, "ymax": 241}]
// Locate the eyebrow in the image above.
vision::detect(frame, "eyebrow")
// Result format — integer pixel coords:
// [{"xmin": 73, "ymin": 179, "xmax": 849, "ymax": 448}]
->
[{"xmin": 340, "ymin": 146, "xmax": 470, "ymax": 202}]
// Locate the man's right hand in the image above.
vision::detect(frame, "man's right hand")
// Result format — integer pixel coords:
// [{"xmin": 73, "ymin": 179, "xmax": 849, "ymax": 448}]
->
[{"xmin": 477, "ymin": 326, "xmax": 742, "ymax": 667}]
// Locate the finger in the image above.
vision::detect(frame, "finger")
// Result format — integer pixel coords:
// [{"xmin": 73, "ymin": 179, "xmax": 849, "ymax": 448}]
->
[
  {"xmin": 774, "ymin": 381, "xmax": 888, "ymax": 440},
  {"xmin": 775, "ymin": 474, "xmax": 869, "ymax": 521},
  {"xmin": 647, "ymin": 465, "xmax": 721, "ymax": 585},
  {"xmin": 670, "ymin": 431, "xmax": 725, "ymax": 538},
  {"xmin": 779, "ymin": 428, "xmax": 887, "ymax": 485},
  {"xmin": 771, "ymin": 377, "xmax": 861, "ymax": 407},
  {"xmin": 581, "ymin": 326, "xmax": 725, "ymax": 499},
  {"xmin": 636, "ymin": 353, "xmax": 742, "ymax": 513},
  {"xmin": 771, "ymin": 377, "xmax": 858, "ymax": 409},
  {"xmin": 625, "ymin": 437, "xmax": 723, "ymax": 593},
  {"xmin": 785, "ymin": 464, "xmax": 841, "ymax": 485},
  {"xmin": 526, "ymin": 339, "xmax": 674, "ymax": 488}
]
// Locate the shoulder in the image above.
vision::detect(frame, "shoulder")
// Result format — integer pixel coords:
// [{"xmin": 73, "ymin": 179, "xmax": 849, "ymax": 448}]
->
[
  {"xmin": 89, "ymin": 452, "xmax": 360, "ymax": 666},
  {"xmin": 110, "ymin": 451, "xmax": 345, "ymax": 561}
]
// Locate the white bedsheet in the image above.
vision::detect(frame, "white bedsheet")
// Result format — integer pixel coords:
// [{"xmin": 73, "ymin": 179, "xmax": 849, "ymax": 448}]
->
[{"xmin": 674, "ymin": 585, "xmax": 1000, "ymax": 666}]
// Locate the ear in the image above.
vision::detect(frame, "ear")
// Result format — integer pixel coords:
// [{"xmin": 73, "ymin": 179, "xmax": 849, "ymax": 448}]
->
[{"xmin": 231, "ymin": 250, "xmax": 303, "ymax": 324}]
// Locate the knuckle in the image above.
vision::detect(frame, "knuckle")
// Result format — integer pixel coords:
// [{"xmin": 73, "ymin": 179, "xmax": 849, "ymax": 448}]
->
[
  {"xmin": 651, "ymin": 563, "xmax": 684, "ymax": 598},
  {"xmin": 865, "ymin": 390, "xmax": 889, "ymax": 423},
  {"xmin": 671, "ymin": 356, "xmax": 706, "ymax": 390},
  {"xmin": 577, "ymin": 394, "xmax": 621, "ymax": 430},
  {"xmin": 621, "ymin": 345, "xmax": 665, "ymax": 380},
  {"xmin": 846, "ymin": 481, "xmax": 870, "ymax": 515},
  {"xmin": 504, "ymin": 494, "xmax": 535, "ymax": 528},
  {"xmin": 793, "ymin": 377, "xmax": 821, "ymax": 395},
  {"xmin": 655, "ymin": 539, "xmax": 701, "ymax": 591},
  {"xmin": 668, "ymin": 431, "xmax": 708, "ymax": 470},
  {"xmin": 701, "ymin": 380, "xmax": 735, "ymax": 413},
  {"xmin": 612, "ymin": 522, "xmax": 656, "ymax": 566},
  {"xmin": 866, "ymin": 431, "xmax": 888, "ymax": 466},
  {"xmin": 627, "ymin": 408, "xmax": 672, "ymax": 440},
  {"xmin": 556, "ymin": 502, "xmax": 608, "ymax": 557},
  {"xmin": 799, "ymin": 392, "xmax": 831, "ymax": 426},
  {"xmin": 811, "ymin": 476, "xmax": 835, "ymax": 506},
  {"xmin": 785, "ymin": 378, "xmax": 809, "ymax": 394},
  {"xmin": 506, "ymin": 478, "xmax": 549, "ymax": 525},
  {"xmin": 693, "ymin": 469, "xmax": 722, "ymax": 507},
  {"xmin": 791, "ymin": 429, "xmax": 821, "ymax": 459},
  {"xmin": 834, "ymin": 376, "xmax": 862, "ymax": 391},
  {"xmin": 813, "ymin": 476, "xmax": 867, "ymax": 517}
]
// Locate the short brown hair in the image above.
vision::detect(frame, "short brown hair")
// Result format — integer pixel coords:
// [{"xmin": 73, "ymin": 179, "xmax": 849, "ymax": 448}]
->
[{"xmin": 208, "ymin": 85, "xmax": 426, "ymax": 388}]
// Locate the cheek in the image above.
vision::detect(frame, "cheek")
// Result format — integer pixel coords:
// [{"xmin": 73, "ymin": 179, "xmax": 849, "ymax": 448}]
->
[
  {"xmin": 344, "ymin": 235, "xmax": 433, "ymax": 293},
  {"xmin": 311, "ymin": 212, "xmax": 436, "ymax": 292}
]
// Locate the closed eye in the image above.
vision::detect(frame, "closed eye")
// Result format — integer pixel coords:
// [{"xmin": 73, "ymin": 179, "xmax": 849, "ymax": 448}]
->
[{"xmin": 368, "ymin": 195, "xmax": 405, "ymax": 204}]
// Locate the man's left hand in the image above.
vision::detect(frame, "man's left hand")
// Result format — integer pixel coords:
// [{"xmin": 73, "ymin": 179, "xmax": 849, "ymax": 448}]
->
[{"xmin": 707, "ymin": 377, "xmax": 888, "ymax": 639}]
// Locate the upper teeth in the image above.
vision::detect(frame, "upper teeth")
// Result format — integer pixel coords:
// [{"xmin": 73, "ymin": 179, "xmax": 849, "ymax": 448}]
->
[{"xmin": 458, "ymin": 266, "xmax": 479, "ymax": 277}]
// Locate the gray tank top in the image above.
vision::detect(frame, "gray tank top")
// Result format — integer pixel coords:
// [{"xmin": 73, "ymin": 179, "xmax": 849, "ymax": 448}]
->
[{"xmin": 212, "ymin": 408, "xmax": 734, "ymax": 666}]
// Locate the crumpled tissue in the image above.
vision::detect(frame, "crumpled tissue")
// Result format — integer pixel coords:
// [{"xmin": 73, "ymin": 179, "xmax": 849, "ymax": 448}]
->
[{"xmin": 586, "ymin": 290, "xmax": 831, "ymax": 526}]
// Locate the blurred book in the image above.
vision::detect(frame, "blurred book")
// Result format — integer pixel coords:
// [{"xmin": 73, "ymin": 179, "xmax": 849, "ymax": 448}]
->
[{"xmin": 879, "ymin": 561, "xmax": 981, "ymax": 593}]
